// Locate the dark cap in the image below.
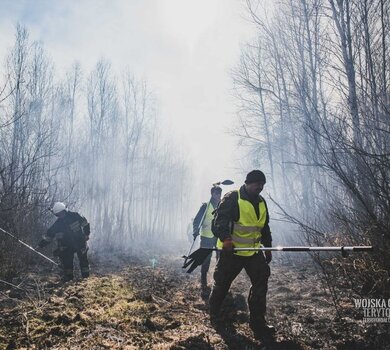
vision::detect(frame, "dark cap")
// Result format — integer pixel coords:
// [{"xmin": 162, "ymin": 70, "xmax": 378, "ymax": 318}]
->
[
  {"xmin": 211, "ymin": 186, "xmax": 222, "ymax": 194},
  {"xmin": 245, "ymin": 170, "xmax": 266, "ymax": 184}
]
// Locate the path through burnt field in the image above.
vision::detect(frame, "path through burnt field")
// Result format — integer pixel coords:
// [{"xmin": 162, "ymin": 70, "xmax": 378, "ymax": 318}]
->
[{"xmin": 0, "ymin": 253, "xmax": 389, "ymax": 349}]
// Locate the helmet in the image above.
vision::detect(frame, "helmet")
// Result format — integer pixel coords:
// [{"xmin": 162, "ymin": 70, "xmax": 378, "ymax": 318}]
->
[{"xmin": 52, "ymin": 202, "xmax": 66, "ymax": 214}]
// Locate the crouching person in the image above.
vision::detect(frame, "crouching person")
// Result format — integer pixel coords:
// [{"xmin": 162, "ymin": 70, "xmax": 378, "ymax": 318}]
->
[{"xmin": 37, "ymin": 202, "xmax": 91, "ymax": 282}]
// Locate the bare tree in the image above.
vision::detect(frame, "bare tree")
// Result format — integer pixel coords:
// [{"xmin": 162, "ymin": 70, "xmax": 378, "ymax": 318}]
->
[
  {"xmin": 235, "ymin": 0, "xmax": 390, "ymax": 301},
  {"xmin": 0, "ymin": 25, "xmax": 191, "ymax": 277}
]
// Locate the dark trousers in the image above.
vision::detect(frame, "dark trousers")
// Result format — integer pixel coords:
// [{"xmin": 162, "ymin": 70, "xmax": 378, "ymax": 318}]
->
[
  {"xmin": 209, "ymin": 252, "xmax": 270, "ymax": 328},
  {"xmin": 59, "ymin": 248, "xmax": 90, "ymax": 281},
  {"xmin": 200, "ymin": 236, "xmax": 217, "ymax": 286}
]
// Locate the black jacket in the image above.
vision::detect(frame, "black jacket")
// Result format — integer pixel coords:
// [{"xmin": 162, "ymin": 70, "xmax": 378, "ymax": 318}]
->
[
  {"xmin": 211, "ymin": 186, "xmax": 272, "ymax": 247},
  {"xmin": 39, "ymin": 211, "xmax": 90, "ymax": 251}
]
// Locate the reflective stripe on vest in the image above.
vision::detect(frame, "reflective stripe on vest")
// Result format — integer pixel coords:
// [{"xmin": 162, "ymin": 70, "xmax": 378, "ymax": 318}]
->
[
  {"xmin": 231, "ymin": 233, "xmax": 261, "ymax": 244},
  {"xmin": 233, "ymin": 223, "xmax": 262, "ymax": 233},
  {"xmin": 200, "ymin": 202, "xmax": 215, "ymax": 238}
]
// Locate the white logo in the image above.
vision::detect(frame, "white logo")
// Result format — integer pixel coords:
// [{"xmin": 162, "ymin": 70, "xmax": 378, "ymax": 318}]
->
[{"xmin": 354, "ymin": 299, "xmax": 390, "ymax": 323}]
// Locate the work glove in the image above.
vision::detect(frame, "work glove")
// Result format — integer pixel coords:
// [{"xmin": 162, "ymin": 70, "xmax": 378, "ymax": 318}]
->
[
  {"xmin": 265, "ymin": 251, "xmax": 272, "ymax": 264},
  {"xmin": 222, "ymin": 238, "xmax": 234, "ymax": 253},
  {"xmin": 193, "ymin": 230, "xmax": 200, "ymax": 240}
]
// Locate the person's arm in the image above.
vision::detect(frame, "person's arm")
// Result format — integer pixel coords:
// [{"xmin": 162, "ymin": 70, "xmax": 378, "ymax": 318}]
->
[
  {"xmin": 193, "ymin": 203, "xmax": 207, "ymax": 238},
  {"xmin": 261, "ymin": 198, "xmax": 272, "ymax": 263},
  {"xmin": 260, "ymin": 198, "xmax": 272, "ymax": 247},
  {"xmin": 37, "ymin": 222, "xmax": 58, "ymax": 248},
  {"xmin": 261, "ymin": 225, "xmax": 272, "ymax": 248}
]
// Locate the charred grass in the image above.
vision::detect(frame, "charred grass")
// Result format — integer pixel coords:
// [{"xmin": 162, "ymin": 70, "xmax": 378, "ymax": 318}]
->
[{"xmin": 0, "ymin": 254, "xmax": 389, "ymax": 349}]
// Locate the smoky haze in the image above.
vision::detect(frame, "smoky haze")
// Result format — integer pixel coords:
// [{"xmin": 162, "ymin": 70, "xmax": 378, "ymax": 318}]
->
[
  {"xmin": 1, "ymin": 0, "xmax": 298, "ymax": 256},
  {"xmin": 0, "ymin": 2, "xmax": 389, "ymax": 348}
]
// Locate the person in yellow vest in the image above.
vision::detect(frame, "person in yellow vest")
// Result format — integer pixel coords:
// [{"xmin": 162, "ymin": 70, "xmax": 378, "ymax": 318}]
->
[
  {"xmin": 193, "ymin": 186, "xmax": 222, "ymax": 295},
  {"xmin": 209, "ymin": 170, "xmax": 274, "ymax": 342}
]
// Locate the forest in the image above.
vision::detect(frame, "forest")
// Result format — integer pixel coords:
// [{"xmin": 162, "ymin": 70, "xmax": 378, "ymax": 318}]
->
[{"xmin": 0, "ymin": 0, "xmax": 389, "ymax": 349}]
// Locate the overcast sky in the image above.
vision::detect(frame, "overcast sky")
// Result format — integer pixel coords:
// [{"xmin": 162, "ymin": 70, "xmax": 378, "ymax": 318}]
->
[{"xmin": 0, "ymin": 0, "xmax": 257, "ymax": 211}]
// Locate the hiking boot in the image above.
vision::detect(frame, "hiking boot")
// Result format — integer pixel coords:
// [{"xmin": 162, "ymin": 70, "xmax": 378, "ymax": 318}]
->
[
  {"xmin": 210, "ymin": 314, "xmax": 224, "ymax": 331},
  {"xmin": 61, "ymin": 275, "xmax": 73, "ymax": 283},
  {"xmin": 251, "ymin": 324, "xmax": 276, "ymax": 341}
]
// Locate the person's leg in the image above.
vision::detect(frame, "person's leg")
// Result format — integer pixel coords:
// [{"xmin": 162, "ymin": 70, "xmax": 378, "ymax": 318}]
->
[
  {"xmin": 77, "ymin": 248, "xmax": 90, "ymax": 278},
  {"xmin": 59, "ymin": 250, "xmax": 75, "ymax": 282},
  {"xmin": 201, "ymin": 251, "xmax": 212, "ymax": 288},
  {"xmin": 200, "ymin": 237, "xmax": 215, "ymax": 288},
  {"xmin": 209, "ymin": 253, "xmax": 243, "ymax": 317},
  {"xmin": 244, "ymin": 253, "xmax": 271, "ymax": 333}
]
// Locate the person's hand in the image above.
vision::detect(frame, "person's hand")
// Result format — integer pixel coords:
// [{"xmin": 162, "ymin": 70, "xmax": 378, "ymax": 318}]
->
[
  {"xmin": 265, "ymin": 251, "xmax": 272, "ymax": 264},
  {"xmin": 85, "ymin": 235, "xmax": 90, "ymax": 242},
  {"xmin": 222, "ymin": 238, "xmax": 234, "ymax": 253},
  {"xmin": 193, "ymin": 231, "xmax": 199, "ymax": 240}
]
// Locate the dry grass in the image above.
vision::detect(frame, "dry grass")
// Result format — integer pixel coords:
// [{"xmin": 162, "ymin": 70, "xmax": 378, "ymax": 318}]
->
[{"xmin": 0, "ymin": 255, "xmax": 389, "ymax": 349}]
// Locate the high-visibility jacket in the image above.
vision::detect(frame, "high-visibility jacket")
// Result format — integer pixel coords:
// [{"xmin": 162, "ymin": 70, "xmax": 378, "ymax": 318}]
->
[
  {"xmin": 217, "ymin": 190, "xmax": 267, "ymax": 256},
  {"xmin": 200, "ymin": 202, "xmax": 216, "ymax": 238}
]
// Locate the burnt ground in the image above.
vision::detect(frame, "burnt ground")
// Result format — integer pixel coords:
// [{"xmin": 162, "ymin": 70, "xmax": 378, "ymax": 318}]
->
[{"xmin": 0, "ymin": 252, "xmax": 389, "ymax": 350}]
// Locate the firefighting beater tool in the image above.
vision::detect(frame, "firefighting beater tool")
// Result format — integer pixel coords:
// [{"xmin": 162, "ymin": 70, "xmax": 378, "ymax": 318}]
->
[
  {"xmin": 183, "ymin": 179, "xmax": 234, "ymax": 266},
  {"xmin": 182, "ymin": 246, "xmax": 373, "ymax": 273},
  {"xmin": 0, "ymin": 226, "xmax": 59, "ymax": 266}
]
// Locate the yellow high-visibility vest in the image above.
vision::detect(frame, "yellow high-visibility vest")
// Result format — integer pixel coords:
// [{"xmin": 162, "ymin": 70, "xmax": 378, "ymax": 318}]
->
[
  {"xmin": 217, "ymin": 190, "xmax": 267, "ymax": 256},
  {"xmin": 200, "ymin": 202, "xmax": 215, "ymax": 238}
]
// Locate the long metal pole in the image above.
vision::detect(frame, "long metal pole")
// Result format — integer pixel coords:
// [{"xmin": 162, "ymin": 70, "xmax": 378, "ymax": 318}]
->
[
  {"xmin": 0, "ymin": 226, "xmax": 59, "ymax": 266},
  {"xmin": 206, "ymin": 246, "xmax": 373, "ymax": 252},
  {"xmin": 182, "ymin": 246, "xmax": 373, "ymax": 273},
  {"xmin": 183, "ymin": 237, "xmax": 198, "ymax": 264}
]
